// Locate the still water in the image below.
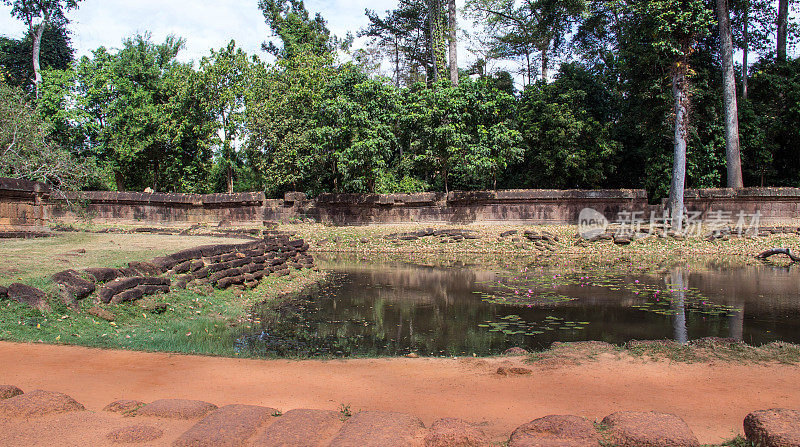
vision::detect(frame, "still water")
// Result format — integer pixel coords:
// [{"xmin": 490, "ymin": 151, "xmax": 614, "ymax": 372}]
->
[{"xmin": 238, "ymin": 259, "xmax": 800, "ymax": 357}]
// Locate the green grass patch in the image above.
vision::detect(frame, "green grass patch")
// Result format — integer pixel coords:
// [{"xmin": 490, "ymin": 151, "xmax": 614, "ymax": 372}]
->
[{"xmin": 0, "ymin": 269, "xmax": 329, "ymax": 358}]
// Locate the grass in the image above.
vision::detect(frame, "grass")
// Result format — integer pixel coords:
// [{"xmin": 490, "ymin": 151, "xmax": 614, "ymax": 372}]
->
[
  {"xmin": 0, "ymin": 232, "xmax": 245, "ymax": 286},
  {"xmin": 282, "ymin": 223, "xmax": 800, "ymax": 272},
  {"xmin": 3, "ymin": 224, "xmax": 800, "ymax": 363},
  {"xmin": 0, "ymin": 268, "xmax": 329, "ymax": 357}
]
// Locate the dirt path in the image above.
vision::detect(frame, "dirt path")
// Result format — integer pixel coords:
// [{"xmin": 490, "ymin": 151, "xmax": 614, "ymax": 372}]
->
[{"xmin": 1, "ymin": 341, "xmax": 799, "ymax": 444}]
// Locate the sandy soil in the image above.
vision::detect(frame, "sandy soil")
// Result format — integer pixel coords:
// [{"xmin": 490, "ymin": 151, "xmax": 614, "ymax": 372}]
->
[{"xmin": 2, "ymin": 342, "xmax": 799, "ymax": 444}]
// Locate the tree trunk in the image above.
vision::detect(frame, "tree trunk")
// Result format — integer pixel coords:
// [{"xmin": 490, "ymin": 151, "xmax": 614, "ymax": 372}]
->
[
  {"xmin": 525, "ymin": 52, "xmax": 532, "ymax": 86},
  {"xmin": 32, "ymin": 22, "xmax": 46, "ymax": 99},
  {"xmin": 717, "ymin": 0, "xmax": 744, "ymax": 188},
  {"xmin": 428, "ymin": 0, "xmax": 439, "ymax": 82},
  {"xmin": 227, "ymin": 166, "xmax": 234, "ymax": 193},
  {"xmin": 394, "ymin": 40, "xmax": 401, "ymax": 88},
  {"xmin": 443, "ymin": 162, "xmax": 449, "ymax": 194},
  {"xmin": 448, "ymin": 0, "xmax": 458, "ymax": 86},
  {"xmin": 742, "ymin": 5, "xmax": 749, "ymax": 100},
  {"xmin": 777, "ymin": 0, "xmax": 789, "ymax": 61},
  {"xmin": 114, "ymin": 171, "xmax": 125, "ymax": 192},
  {"xmin": 670, "ymin": 269, "xmax": 688, "ymax": 344},
  {"xmin": 541, "ymin": 46, "xmax": 549, "ymax": 81},
  {"xmin": 668, "ymin": 59, "xmax": 688, "ymax": 232}
]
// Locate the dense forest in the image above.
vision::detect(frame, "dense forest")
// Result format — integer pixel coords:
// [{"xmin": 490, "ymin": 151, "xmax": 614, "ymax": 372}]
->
[{"xmin": 1, "ymin": 0, "xmax": 799, "ymax": 206}]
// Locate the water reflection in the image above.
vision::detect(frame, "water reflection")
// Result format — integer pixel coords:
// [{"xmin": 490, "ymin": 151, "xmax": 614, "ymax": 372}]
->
[
  {"xmin": 669, "ymin": 269, "xmax": 688, "ymax": 344},
  {"xmin": 238, "ymin": 261, "xmax": 800, "ymax": 357}
]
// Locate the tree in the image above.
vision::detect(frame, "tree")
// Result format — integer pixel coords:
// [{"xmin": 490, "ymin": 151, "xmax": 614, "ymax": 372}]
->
[
  {"xmin": 2, "ymin": 0, "xmax": 81, "ymax": 99},
  {"xmin": 362, "ymin": 0, "xmax": 450, "ymax": 86},
  {"xmin": 466, "ymin": 0, "xmax": 584, "ymax": 84},
  {"xmin": 259, "ymin": 0, "xmax": 341, "ymax": 60},
  {"xmin": 448, "ymin": 0, "xmax": 458, "ymax": 85},
  {"xmin": 739, "ymin": 57, "xmax": 800, "ymax": 187},
  {"xmin": 730, "ymin": 0, "xmax": 776, "ymax": 99},
  {"xmin": 68, "ymin": 34, "xmax": 214, "ymax": 192},
  {"xmin": 401, "ymin": 79, "xmax": 522, "ymax": 192},
  {"xmin": 0, "ymin": 23, "xmax": 73, "ymax": 92},
  {"xmin": 428, "ymin": 0, "xmax": 447, "ymax": 82},
  {"xmin": 507, "ymin": 63, "xmax": 621, "ymax": 189},
  {"xmin": 1, "ymin": 82, "xmax": 88, "ymax": 189},
  {"xmin": 245, "ymin": 51, "xmax": 335, "ymax": 195},
  {"xmin": 777, "ymin": 0, "xmax": 789, "ymax": 61},
  {"xmin": 312, "ymin": 65, "xmax": 401, "ymax": 192},
  {"xmin": 630, "ymin": 0, "xmax": 715, "ymax": 230},
  {"xmin": 716, "ymin": 0, "xmax": 743, "ymax": 187},
  {"xmin": 361, "ymin": 8, "xmax": 408, "ymax": 87},
  {"xmin": 199, "ymin": 41, "xmax": 252, "ymax": 193}
]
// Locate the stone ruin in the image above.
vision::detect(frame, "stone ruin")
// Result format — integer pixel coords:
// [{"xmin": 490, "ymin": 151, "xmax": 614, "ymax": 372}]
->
[
  {"xmin": 1, "ymin": 385, "xmax": 798, "ymax": 446},
  {"xmin": 0, "ymin": 235, "xmax": 313, "ymax": 312}
]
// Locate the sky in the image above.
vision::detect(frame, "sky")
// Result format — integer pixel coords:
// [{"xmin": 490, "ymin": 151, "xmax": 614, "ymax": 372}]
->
[{"xmin": 0, "ymin": 0, "xmax": 482, "ymax": 69}]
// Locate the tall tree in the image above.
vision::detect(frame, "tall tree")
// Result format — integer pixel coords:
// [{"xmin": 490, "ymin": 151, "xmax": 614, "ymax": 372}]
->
[
  {"xmin": 730, "ymin": 0, "xmax": 775, "ymax": 99},
  {"xmin": 717, "ymin": 0, "xmax": 743, "ymax": 187},
  {"xmin": 365, "ymin": 3, "xmax": 429, "ymax": 85},
  {"xmin": 259, "ymin": 0, "xmax": 339, "ymax": 60},
  {"xmin": 448, "ymin": 0, "xmax": 458, "ymax": 85},
  {"xmin": 361, "ymin": 8, "xmax": 406, "ymax": 87},
  {"xmin": 2, "ymin": 0, "xmax": 81, "ymax": 99},
  {"xmin": 199, "ymin": 40, "xmax": 252, "ymax": 193},
  {"xmin": 0, "ymin": 23, "xmax": 73, "ymax": 92},
  {"xmin": 777, "ymin": 0, "xmax": 789, "ymax": 60},
  {"xmin": 428, "ymin": 0, "xmax": 447, "ymax": 81},
  {"xmin": 363, "ymin": 0, "xmax": 462, "ymax": 86},
  {"xmin": 629, "ymin": 0, "xmax": 714, "ymax": 230},
  {"xmin": 466, "ymin": 0, "xmax": 584, "ymax": 84}
]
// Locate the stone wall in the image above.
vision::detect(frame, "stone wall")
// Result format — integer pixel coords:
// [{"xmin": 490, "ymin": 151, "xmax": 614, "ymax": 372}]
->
[
  {"xmin": 0, "ymin": 178, "xmax": 49, "ymax": 232},
  {"xmin": 1, "ymin": 177, "xmax": 799, "ymax": 228},
  {"xmin": 683, "ymin": 187, "xmax": 800, "ymax": 224},
  {"xmin": 313, "ymin": 189, "xmax": 650, "ymax": 225}
]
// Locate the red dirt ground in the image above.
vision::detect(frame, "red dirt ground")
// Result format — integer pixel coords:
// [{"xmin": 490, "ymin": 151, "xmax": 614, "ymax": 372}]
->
[{"xmin": 1, "ymin": 341, "xmax": 799, "ymax": 444}]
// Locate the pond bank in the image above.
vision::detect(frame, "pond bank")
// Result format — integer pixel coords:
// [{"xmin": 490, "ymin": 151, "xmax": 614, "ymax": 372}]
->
[
  {"xmin": 1, "ymin": 340, "xmax": 798, "ymax": 444},
  {"xmin": 287, "ymin": 222, "xmax": 800, "ymax": 271}
]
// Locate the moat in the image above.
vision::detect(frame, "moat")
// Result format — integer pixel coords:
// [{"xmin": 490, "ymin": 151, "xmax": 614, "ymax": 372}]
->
[{"xmin": 239, "ymin": 259, "xmax": 800, "ymax": 357}]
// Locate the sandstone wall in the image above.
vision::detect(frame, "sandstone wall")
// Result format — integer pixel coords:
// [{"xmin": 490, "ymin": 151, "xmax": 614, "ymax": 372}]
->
[
  {"xmin": 313, "ymin": 189, "xmax": 650, "ymax": 225},
  {"xmin": 0, "ymin": 178, "xmax": 49, "ymax": 232},
  {"xmin": 1, "ymin": 177, "xmax": 798, "ymax": 228}
]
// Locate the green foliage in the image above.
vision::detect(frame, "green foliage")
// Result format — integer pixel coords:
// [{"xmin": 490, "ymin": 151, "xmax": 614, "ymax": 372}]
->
[
  {"xmin": 740, "ymin": 58, "xmax": 800, "ymax": 186},
  {"xmin": 3, "ymin": 0, "xmax": 81, "ymax": 27},
  {"xmin": 259, "ymin": 0, "xmax": 341, "ymax": 60},
  {"xmin": 12, "ymin": 0, "xmax": 800, "ymax": 196},
  {"xmin": 61, "ymin": 34, "xmax": 214, "ymax": 192},
  {"xmin": 0, "ymin": 24, "xmax": 73, "ymax": 92},
  {"xmin": 628, "ymin": 0, "xmax": 715, "ymax": 58},
  {"xmin": 507, "ymin": 63, "xmax": 620, "ymax": 189},
  {"xmin": 313, "ymin": 65, "xmax": 401, "ymax": 193},
  {"xmin": 199, "ymin": 40, "xmax": 253, "ymax": 193},
  {"xmin": 245, "ymin": 51, "xmax": 334, "ymax": 195},
  {"xmin": 0, "ymin": 81, "xmax": 88, "ymax": 189},
  {"xmin": 401, "ymin": 79, "xmax": 522, "ymax": 191}
]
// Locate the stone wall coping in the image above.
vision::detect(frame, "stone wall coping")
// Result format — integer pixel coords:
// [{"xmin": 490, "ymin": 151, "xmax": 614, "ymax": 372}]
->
[
  {"xmin": 0, "ymin": 178, "xmax": 50, "ymax": 197},
  {"xmin": 447, "ymin": 189, "xmax": 648, "ymax": 203},
  {"xmin": 684, "ymin": 187, "xmax": 800, "ymax": 199},
  {"xmin": 59, "ymin": 191, "xmax": 265, "ymax": 206},
  {"xmin": 315, "ymin": 192, "xmax": 443, "ymax": 206}
]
